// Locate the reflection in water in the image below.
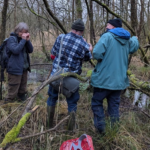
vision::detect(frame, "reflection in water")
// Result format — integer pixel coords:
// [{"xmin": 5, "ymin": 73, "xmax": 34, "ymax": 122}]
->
[
  {"xmin": 124, "ymin": 90, "xmax": 149, "ymax": 109},
  {"xmin": 133, "ymin": 90, "xmax": 149, "ymax": 109},
  {"xmin": 28, "ymin": 69, "xmax": 49, "ymax": 83}
]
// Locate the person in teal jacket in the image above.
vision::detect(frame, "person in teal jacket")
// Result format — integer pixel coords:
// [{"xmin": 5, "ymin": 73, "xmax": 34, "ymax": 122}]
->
[{"xmin": 91, "ymin": 18, "xmax": 139, "ymax": 134}]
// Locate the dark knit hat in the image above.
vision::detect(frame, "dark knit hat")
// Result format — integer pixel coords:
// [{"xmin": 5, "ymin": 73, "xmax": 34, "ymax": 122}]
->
[
  {"xmin": 71, "ymin": 19, "xmax": 85, "ymax": 31},
  {"xmin": 107, "ymin": 18, "xmax": 122, "ymax": 27}
]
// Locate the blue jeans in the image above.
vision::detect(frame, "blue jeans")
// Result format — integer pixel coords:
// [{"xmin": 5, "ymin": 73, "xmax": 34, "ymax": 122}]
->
[
  {"xmin": 47, "ymin": 85, "xmax": 80, "ymax": 112},
  {"xmin": 91, "ymin": 88, "xmax": 121, "ymax": 133}
]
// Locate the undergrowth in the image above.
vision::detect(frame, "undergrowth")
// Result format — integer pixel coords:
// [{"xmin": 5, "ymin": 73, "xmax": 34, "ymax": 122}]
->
[
  {"xmin": 0, "ymin": 52, "xmax": 150, "ymax": 149},
  {"xmin": 0, "ymin": 88, "xmax": 150, "ymax": 150}
]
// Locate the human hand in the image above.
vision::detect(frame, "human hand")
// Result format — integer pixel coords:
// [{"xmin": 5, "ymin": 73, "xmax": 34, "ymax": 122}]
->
[
  {"xmin": 22, "ymin": 33, "xmax": 27, "ymax": 40},
  {"xmin": 26, "ymin": 33, "xmax": 30, "ymax": 41},
  {"xmin": 22, "ymin": 33, "xmax": 30, "ymax": 40},
  {"xmin": 88, "ymin": 43, "xmax": 93, "ymax": 52},
  {"xmin": 83, "ymin": 38, "xmax": 86, "ymax": 42}
]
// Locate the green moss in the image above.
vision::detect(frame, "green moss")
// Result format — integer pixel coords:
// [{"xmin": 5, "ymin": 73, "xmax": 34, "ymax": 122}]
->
[
  {"xmin": 139, "ymin": 81, "xmax": 143, "ymax": 85},
  {"xmin": 86, "ymin": 70, "xmax": 93, "ymax": 78},
  {"xmin": 0, "ymin": 113, "xmax": 31, "ymax": 148},
  {"xmin": 130, "ymin": 74, "xmax": 135, "ymax": 78},
  {"xmin": 60, "ymin": 72, "xmax": 69, "ymax": 77},
  {"xmin": 127, "ymin": 70, "xmax": 132, "ymax": 76}
]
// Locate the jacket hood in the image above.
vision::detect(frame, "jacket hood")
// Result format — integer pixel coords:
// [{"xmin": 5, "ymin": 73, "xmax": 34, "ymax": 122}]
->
[
  {"xmin": 108, "ymin": 28, "xmax": 130, "ymax": 45},
  {"xmin": 10, "ymin": 32, "xmax": 22, "ymax": 40},
  {"xmin": 10, "ymin": 32, "xmax": 18, "ymax": 36}
]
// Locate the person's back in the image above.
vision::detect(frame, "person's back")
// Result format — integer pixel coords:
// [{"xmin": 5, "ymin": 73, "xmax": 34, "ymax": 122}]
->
[
  {"xmin": 47, "ymin": 19, "xmax": 92, "ymax": 131},
  {"xmin": 91, "ymin": 18, "xmax": 139, "ymax": 135},
  {"xmin": 51, "ymin": 32, "xmax": 91, "ymax": 75},
  {"xmin": 91, "ymin": 27, "xmax": 139, "ymax": 90}
]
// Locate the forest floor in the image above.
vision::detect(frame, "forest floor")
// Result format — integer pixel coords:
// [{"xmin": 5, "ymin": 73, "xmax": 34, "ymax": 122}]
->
[{"xmin": 0, "ymin": 51, "xmax": 150, "ymax": 150}]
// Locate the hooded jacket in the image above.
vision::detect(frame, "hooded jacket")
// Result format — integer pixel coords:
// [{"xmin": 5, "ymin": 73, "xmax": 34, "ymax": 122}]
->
[
  {"xmin": 91, "ymin": 28, "xmax": 139, "ymax": 90},
  {"xmin": 6, "ymin": 32, "xmax": 33, "ymax": 75}
]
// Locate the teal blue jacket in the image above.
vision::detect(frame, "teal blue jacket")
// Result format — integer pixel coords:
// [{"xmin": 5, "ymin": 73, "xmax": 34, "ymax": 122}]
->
[{"xmin": 91, "ymin": 28, "xmax": 139, "ymax": 90}]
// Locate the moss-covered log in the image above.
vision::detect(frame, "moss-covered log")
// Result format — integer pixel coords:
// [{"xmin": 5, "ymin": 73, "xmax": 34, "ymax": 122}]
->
[
  {"xmin": 21, "ymin": 70, "xmax": 93, "ymax": 116},
  {"xmin": 0, "ymin": 113, "xmax": 31, "ymax": 148},
  {"xmin": 127, "ymin": 70, "xmax": 150, "ymax": 96}
]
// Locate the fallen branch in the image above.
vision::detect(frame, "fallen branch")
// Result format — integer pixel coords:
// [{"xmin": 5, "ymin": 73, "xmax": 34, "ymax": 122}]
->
[
  {"xmin": 120, "ymin": 106, "xmax": 150, "ymax": 119},
  {"xmin": 19, "ymin": 115, "xmax": 69, "ymax": 141},
  {"xmin": 127, "ymin": 70, "xmax": 150, "ymax": 96},
  {"xmin": 30, "ymin": 105, "xmax": 39, "ymax": 113},
  {"xmin": 0, "ymin": 106, "xmax": 40, "ymax": 148},
  {"xmin": 30, "ymin": 63, "xmax": 52, "ymax": 66},
  {"xmin": 143, "ymin": 44, "xmax": 150, "ymax": 48},
  {"xmin": 0, "ymin": 113, "xmax": 31, "ymax": 148},
  {"xmin": 42, "ymin": 0, "xmax": 67, "ymax": 33},
  {"xmin": 22, "ymin": 71, "xmax": 92, "ymax": 116},
  {"xmin": 141, "ymin": 110, "xmax": 150, "ymax": 119},
  {"xmin": 0, "ymin": 115, "xmax": 69, "ymax": 148}
]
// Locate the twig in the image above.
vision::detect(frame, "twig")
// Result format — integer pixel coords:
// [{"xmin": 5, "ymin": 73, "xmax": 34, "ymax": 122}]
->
[
  {"xmin": 143, "ymin": 44, "xmax": 150, "ymax": 48},
  {"xmin": 30, "ymin": 63, "xmax": 52, "ymax": 66},
  {"xmin": 0, "ymin": 100, "xmax": 28, "ymax": 127},
  {"xmin": 30, "ymin": 105, "xmax": 39, "ymax": 113},
  {"xmin": 19, "ymin": 115, "xmax": 69, "ymax": 141},
  {"xmin": 141, "ymin": 110, "xmax": 150, "ymax": 119},
  {"xmin": 120, "ymin": 106, "xmax": 150, "ymax": 119}
]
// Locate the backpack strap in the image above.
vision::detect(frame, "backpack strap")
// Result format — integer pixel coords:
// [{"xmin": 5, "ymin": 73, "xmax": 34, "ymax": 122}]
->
[
  {"xmin": 57, "ymin": 35, "xmax": 64, "ymax": 69},
  {"xmin": 9, "ymin": 36, "xmax": 18, "ymax": 43},
  {"xmin": 6, "ymin": 36, "xmax": 18, "ymax": 56}
]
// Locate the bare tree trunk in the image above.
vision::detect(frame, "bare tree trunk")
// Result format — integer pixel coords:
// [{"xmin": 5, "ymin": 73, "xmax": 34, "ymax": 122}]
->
[
  {"xmin": 125, "ymin": 0, "xmax": 130, "ymax": 21},
  {"xmin": 72, "ymin": 0, "xmax": 74, "ymax": 22},
  {"xmin": 37, "ymin": 1, "xmax": 41, "ymax": 39},
  {"xmin": 137, "ymin": 0, "xmax": 144, "ymax": 38},
  {"xmin": 131, "ymin": 0, "xmax": 138, "ymax": 32},
  {"xmin": 0, "ymin": 0, "xmax": 9, "ymax": 43},
  {"xmin": 120, "ymin": 0, "xmax": 123, "ymax": 16},
  {"xmin": 0, "ymin": 0, "xmax": 9, "ymax": 100},
  {"xmin": 42, "ymin": 0, "xmax": 67, "ymax": 34},
  {"xmin": 112, "ymin": 0, "xmax": 115, "ymax": 19},
  {"xmin": 14, "ymin": 0, "xmax": 17, "ymax": 28},
  {"xmin": 148, "ymin": 1, "xmax": 150, "ymax": 30},
  {"xmin": 75, "ymin": 0, "xmax": 82, "ymax": 19},
  {"xmin": 89, "ymin": 0, "xmax": 96, "ymax": 45},
  {"xmin": 53, "ymin": 1, "xmax": 59, "ymax": 36},
  {"xmin": 106, "ymin": 0, "xmax": 110, "ymax": 21}
]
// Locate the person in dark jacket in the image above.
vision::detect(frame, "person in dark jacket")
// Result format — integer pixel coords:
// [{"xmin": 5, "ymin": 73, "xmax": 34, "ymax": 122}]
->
[{"xmin": 5, "ymin": 22, "xmax": 33, "ymax": 103}]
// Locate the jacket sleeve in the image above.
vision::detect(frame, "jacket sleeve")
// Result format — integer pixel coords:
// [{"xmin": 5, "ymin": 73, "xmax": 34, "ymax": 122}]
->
[
  {"xmin": 93, "ymin": 34, "xmax": 108, "ymax": 61},
  {"xmin": 83, "ymin": 43, "xmax": 92, "ymax": 61},
  {"xmin": 51, "ymin": 35, "xmax": 61, "ymax": 56},
  {"xmin": 26, "ymin": 40, "xmax": 33, "ymax": 53},
  {"xmin": 129, "ymin": 36, "xmax": 139, "ymax": 54},
  {"xmin": 7, "ymin": 37, "xmax": 26, "ymax": 55},
  {"xmin": 83, "ymin": 50, "xmax": 92, "ymax": 61}
]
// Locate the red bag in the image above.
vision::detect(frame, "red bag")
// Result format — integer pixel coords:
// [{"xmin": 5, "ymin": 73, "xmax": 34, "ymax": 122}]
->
[{"xmin": 60, "ymin": 134, "xmax": 94, "ymax": 150}]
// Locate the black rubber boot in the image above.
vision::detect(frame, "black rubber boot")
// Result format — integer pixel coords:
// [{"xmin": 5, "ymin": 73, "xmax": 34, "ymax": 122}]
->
[
  {"xmin": 17, "ymin": 93, "xmax": 27, "ymax": 101},
  {"xmin": 47, "ymin": 106, "xmax": 55, "ymax": 128},
  {"xmin": 67, "ymin": 111, "xmax": 76, "ymax": 131}
]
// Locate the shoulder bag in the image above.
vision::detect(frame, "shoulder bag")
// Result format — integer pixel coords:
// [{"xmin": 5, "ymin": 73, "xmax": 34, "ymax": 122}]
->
[{"xmin": 50, "ymin": 35, "xmax": 80, "ymax": 98}]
